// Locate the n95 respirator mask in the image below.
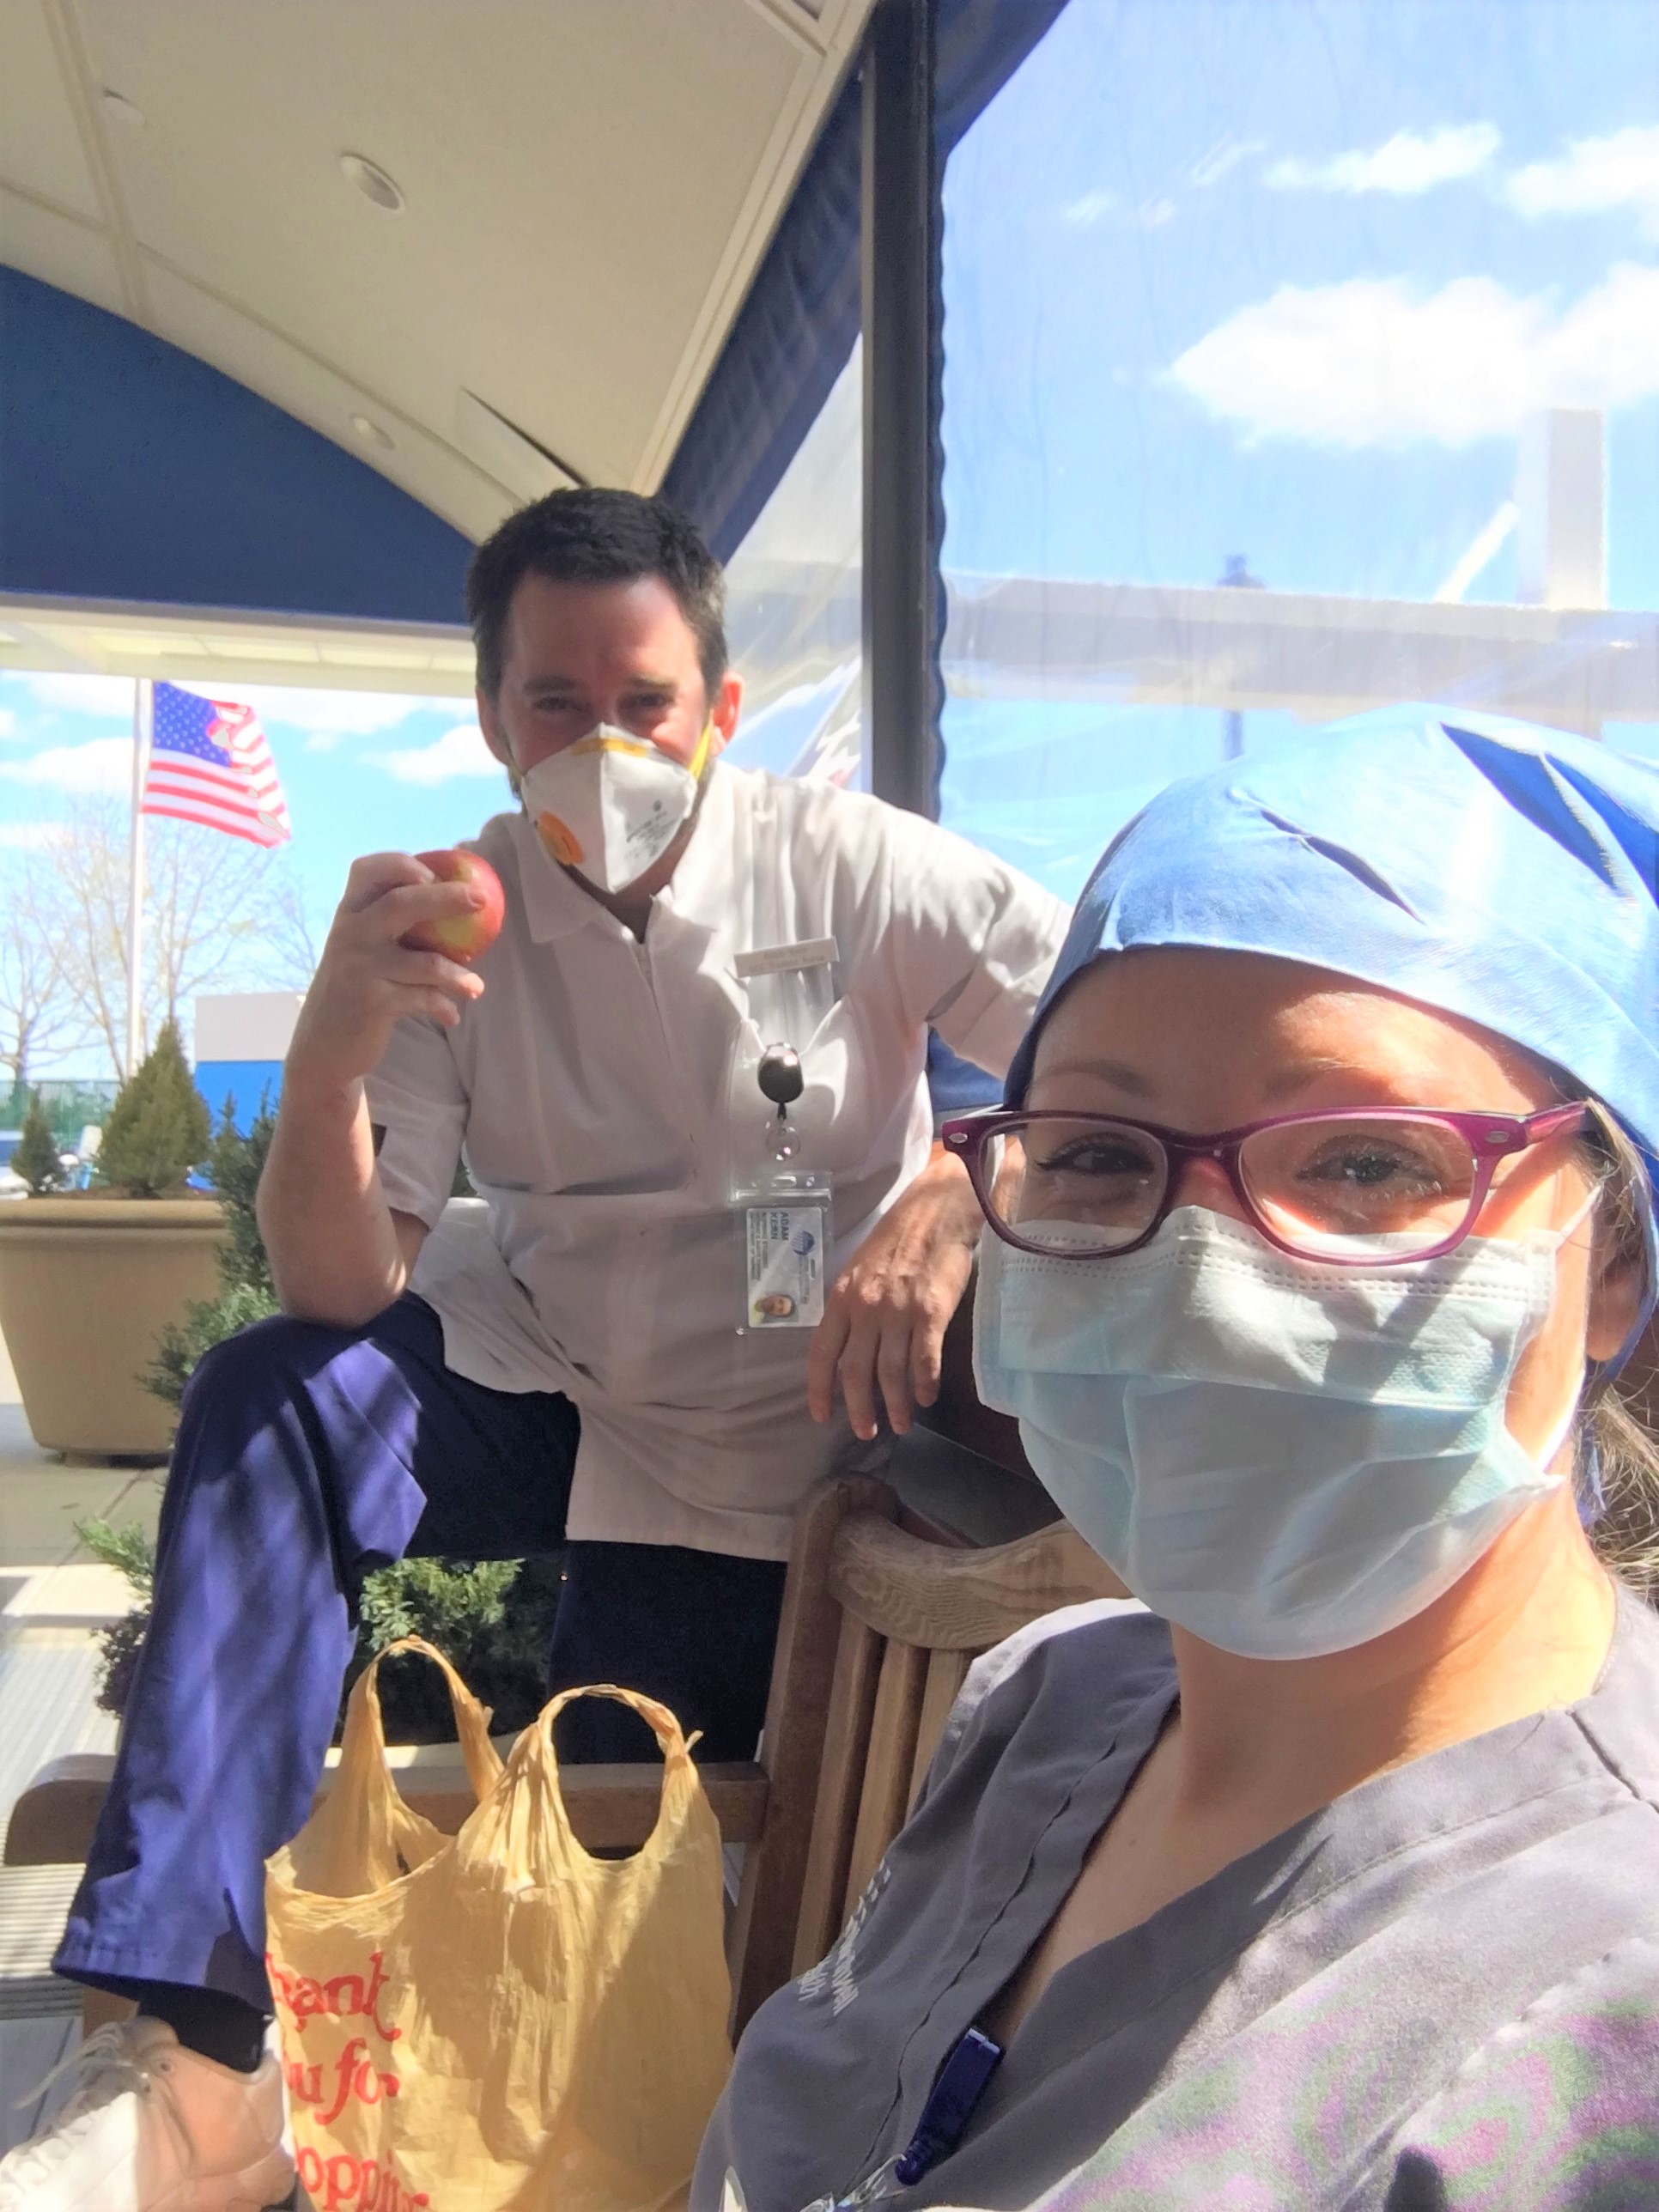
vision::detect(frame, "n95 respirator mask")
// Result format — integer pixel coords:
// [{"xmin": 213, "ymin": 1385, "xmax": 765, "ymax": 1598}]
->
[{"xmin": 521, "ymin": 720, "xmax": 712, "ymax": 892}]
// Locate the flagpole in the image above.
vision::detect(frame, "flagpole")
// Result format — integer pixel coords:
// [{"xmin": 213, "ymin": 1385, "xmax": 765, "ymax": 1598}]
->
[{"xmin": 125, "ymin": 678, "xmax": 151, "ymax": 1077}]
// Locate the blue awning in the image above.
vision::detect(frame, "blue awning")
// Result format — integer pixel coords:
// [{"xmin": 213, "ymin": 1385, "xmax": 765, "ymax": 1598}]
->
[
  {"xmin": 0, "ymin": 269, "xmax": 473, "ymax": 624},
  {"xmin": 660, "ymin": 0, "xmax": 1072, "ymax": 562}
]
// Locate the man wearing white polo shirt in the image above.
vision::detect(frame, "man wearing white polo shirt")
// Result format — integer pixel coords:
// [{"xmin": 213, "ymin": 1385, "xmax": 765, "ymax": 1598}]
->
[{"xmin": 18, "ymin": 489, "xmax": 1066, "ymax": 2212}]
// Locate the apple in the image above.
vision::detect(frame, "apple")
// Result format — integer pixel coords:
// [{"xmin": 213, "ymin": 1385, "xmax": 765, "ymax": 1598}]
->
[{"xmin": 402, "ymin": 848, "xmax": 506, "ymax": 963}]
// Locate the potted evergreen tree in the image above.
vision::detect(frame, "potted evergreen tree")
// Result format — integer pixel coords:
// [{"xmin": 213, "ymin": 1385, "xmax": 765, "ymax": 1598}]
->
[
  {"xmin": 12, "ymin": 1091, "xmax": 69, "ymax": 1196},
  {"xmin": 0, "ymin": 1024, "xmax": 225, "ymax": 1457}
]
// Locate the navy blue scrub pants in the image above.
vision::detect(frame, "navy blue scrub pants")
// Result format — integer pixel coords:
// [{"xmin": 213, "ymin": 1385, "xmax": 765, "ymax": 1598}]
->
[{"xmin": 54, "ymin": 1296, "xmax": 787, "ymax": 2015}]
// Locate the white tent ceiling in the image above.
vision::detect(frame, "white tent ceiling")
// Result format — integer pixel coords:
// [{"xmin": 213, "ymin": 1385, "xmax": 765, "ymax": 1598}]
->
[
  {"xmin": 0, "ymin": 0, "xmax": 872, "ymax": 544},
  {"xmin": 0, "ymin": 592, "xmax": 477, "ymax": 694}
]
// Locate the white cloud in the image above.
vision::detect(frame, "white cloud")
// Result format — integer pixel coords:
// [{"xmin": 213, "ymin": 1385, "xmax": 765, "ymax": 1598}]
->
[
  {"xmin": 1190, "ymin": 137, "xmax": 1267, "ymax": 189},
  {"xmin": 2, "ymin": 674, "xmax": 440, "ymax": 746},
  {"xmin": 1061, "ymin": 188, "xmax": 1176, "ymax": 231},
  {"xmin": 366, "ymin": 723, "xmax": 505, "ymax": 786},
  {"xmin": 0, "ymin": 821, "xmax": 61, "ymax": 849},
  {"xmin": 0, "ymin": 708, "xmax": 15, "ymax": 741},
  {"xmin": 9, "ymin": 672, "xmax": 136, "ymax": 722},
  {"xmin": 1170, "ymin": 263, "xmax": 1659, "ymax": 448},
  {"xmin": 1505, "ymin": 125, "xmax": 1659, "ymax": 238},
  {"xmin": 1061, "ymin": 189, "xmax": 1117, "ymax": 227},
  {"xmin": 1266, "ymin": 123, "xmax": 1500, "ymax": 197},
  {"xmin": 194, "ymin": 684, "xmax": 434, "ymax": 748},
  {"xmin": 0, "ymin": 738, "xmax": 133, "ymax": 793}
]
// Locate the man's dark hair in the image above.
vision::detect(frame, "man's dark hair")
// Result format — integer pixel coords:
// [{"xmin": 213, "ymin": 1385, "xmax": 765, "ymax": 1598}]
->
[{"xmin": 465, "ymin": 487, "xmax": 728, "ymax": 701}]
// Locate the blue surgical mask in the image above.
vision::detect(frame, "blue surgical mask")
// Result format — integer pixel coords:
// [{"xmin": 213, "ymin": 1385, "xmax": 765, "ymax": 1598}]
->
[{"xmin": 974, "ymin": 1204, "xmax": 1589, "ymax": 1660}]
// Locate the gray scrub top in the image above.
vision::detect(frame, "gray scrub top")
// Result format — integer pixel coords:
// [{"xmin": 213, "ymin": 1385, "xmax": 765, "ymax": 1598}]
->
[{"xmin": 696, "ymin": 1593, "xmax": 1659, "ymax": 2211}]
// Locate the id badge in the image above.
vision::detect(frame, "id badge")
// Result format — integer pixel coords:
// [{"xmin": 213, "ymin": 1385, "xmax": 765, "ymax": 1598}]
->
[
  {"xmin": 728, "ymin": 1021, "xmax": 832, "ymax": 1334},
  {"xmin": 742, "ymin": 1200, "xmax": 827, "ymax": 1331}
]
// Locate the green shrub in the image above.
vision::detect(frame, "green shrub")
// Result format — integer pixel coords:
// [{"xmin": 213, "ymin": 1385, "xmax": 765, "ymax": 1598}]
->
[
  {"xmin": 76, "ymin": 1514, "xmax": 158, "ymax": 1595},
  {"xmin": 206, "ymin": 1097, "xmax": 276, "ymax": 1299},
  {"xmin": 349, "ymin": 1555, "xmax": 566, "ymax": 1741},
  {"xmin": 76, "ymin": 1513, "xmax": 562, "ymax": 1742},
  {"xmin": 13, "ymin": 1091, "xmax": 68, "ymax": 1195},
  {"xmin": 144, "ymin": 1279, "xmax": 280, "ymax": 1410},
  {"xmin": 76, "ymin": 1517, "xmax": 158, "ymax": 1719},
  {"xmin": 95, "ymin": 1608, "xmax": 154, "ymax": 1720},
  {"xmin": 96, "ymin": 1022, "xmax": 210, "ymax": 1197},
  {"xmin": 144, "ymin": 1099, "xmax": 279, "ymax": 1409}
]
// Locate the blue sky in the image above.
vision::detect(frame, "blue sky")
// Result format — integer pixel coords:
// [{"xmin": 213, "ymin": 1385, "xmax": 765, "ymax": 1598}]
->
[
  {"xmin": 937, "ymin": 0, "xmax": 1659, "ymax": 891},
  {"xmin": 3, "ymin": 0, "xmax": 1657, "ymax": 1054},
  {"xmin": 943, "ymin": 0, "xmax": 1659, "ymax": 599},
  {"xmin": 0, "ymin": 671, "xmax": 512, "ymax": 940},
  {"xmin": 0, "ymin": 671, "xmax": 515, "ymax": 1075}
]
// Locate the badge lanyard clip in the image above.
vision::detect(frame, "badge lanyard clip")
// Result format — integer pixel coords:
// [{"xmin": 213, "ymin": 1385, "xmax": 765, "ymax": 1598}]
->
[
  {"xmin": 784, "ymin": 2028, "xmax": 1005, "ymax": 2212},
  {"xmin": 730, "ymin": 938, "xmax": 836, "ymax": 1337}
]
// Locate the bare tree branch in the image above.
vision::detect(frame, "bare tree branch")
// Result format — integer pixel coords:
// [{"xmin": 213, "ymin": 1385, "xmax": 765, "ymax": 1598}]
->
[
  {"xmin": 28, "ymin": 802, "xmax": 315, "ymax": 1074},
  {"xmin": 0, "ymin": 852, "xmax": 92, "ymax": 1086},
  {"xmin": 35, "ymin": 802, "xmax": 130, "ymax": 1075}
]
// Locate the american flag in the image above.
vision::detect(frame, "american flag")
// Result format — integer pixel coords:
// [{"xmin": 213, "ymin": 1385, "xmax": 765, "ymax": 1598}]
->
[{"xmin": 143, "ymin": 682, "xmax": 291, "ymax": 849}]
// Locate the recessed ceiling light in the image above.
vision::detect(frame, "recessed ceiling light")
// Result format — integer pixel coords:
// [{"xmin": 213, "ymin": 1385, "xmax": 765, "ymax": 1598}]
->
[
  {"xmin": 349, "ymin": 414, "xmax": 395, "ymax": 452},
  {"xmin": 339, "ymin": 153, "xmax": 405, "ymax": 214},
  {"xmin": 101, "ymin": 89, "xmax": 145, "ymax": 128}
]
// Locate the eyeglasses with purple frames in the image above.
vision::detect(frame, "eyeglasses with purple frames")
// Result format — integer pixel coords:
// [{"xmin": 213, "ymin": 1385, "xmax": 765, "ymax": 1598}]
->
[{"xmin": 939, "ymin": 1102, "xmax": 1593, "ymax": 1267}]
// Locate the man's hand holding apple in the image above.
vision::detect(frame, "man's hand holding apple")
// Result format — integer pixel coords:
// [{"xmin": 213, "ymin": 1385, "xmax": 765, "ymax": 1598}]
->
[
  {"xmin": 262, "ymin": 848, "xmax": 500, "ymax": 1324},
  {"xmin": 287, "ymin": 850, "xmax": 503, "ymax": 1097}
]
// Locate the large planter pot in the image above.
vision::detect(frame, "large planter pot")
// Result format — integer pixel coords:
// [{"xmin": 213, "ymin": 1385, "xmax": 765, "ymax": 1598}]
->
[{"xmin": 0, "ymin": 1198, "xmax": 225, "ymax": 1457}]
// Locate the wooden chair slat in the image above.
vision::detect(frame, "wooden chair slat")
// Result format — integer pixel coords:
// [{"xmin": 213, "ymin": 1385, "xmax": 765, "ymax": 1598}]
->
[
  {"xmin": 790, "ymin": 1607, "xmax": 884, "ymax": 1978},
  {"xmin": 3, "ymin": 1753, "xmax": 768, "ymax": 1865},
  {"xmin": 728, "ymin": 1474, "xmax": 893, "ymax": 2032},
  {"xmin": 908, "ymin": 1646, "xmax": 971, "ymax": 1814},
  {"xmin": 829, "ymin": 1510, "xmax": 1126, "ymax": 1650},
  {"xmin": 843, "ymin": 1637, "xmax": 927, "ymax": 1921},
  {"xmin": 416, "ymin": 1763, "xmax": 770, "ymax": 1849}
]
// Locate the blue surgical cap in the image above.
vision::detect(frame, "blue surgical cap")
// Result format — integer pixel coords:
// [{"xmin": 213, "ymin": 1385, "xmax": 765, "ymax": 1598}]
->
[{"xmin": 1006, "ymin": 707, "xmax": 1659, "ymax": 1347}]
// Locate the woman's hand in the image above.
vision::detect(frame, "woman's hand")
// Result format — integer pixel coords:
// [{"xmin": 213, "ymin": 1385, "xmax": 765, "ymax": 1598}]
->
[{"xmin": 807, "ymin": 1145, "xmax": 983, "ymax": 1441}]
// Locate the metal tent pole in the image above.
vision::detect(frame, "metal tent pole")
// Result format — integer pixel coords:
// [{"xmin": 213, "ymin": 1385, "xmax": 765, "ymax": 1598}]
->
[
  {"xmin": 860, "ymin": 0, "xmax": 942, "ymax": 819},
  {"xmin": 125, "ymin": 678, "xmax": 151, "ymax": 1075}
]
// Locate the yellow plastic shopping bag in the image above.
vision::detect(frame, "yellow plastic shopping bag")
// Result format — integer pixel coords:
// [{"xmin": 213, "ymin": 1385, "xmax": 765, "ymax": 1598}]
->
[{"xmin": 265, "ymin": 1638, "xmax": 732, "ymax": 2212}]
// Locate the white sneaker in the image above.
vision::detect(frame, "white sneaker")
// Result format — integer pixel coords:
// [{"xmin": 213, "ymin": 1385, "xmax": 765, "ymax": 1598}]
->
[{"xmin": 0, "ymin": 2018, "xmax": 295, "ymax": 2211}]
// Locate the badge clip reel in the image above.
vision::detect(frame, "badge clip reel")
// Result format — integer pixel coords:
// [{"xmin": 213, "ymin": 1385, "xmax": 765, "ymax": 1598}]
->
[
  {"xmin": 733, "ymin": 1043, "xmax": 831, "ymax": 1336},
  {"xmin": 758, "ymin": 1043, "xmax": 804, "ymax": 1163}
]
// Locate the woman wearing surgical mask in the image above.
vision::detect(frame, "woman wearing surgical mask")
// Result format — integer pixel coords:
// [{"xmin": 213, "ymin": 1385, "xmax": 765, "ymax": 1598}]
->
[{"xmin": 694, "ymin": 711, "xmax": 1659, "ymax": 2212}]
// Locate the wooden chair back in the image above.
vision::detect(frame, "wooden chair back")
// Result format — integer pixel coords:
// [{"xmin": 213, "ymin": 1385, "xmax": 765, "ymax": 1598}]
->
[{"xmin": 726, "ymin": 1474, "xmax": 1126, "ymax": 2027}]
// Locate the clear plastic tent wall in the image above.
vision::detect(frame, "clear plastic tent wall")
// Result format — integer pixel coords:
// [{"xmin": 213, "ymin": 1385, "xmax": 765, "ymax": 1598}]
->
[
  {"xmin": 718, "ymin": 1, "xmax": 1659, "ymax": 901},
  {"xmin": 936, "ymin": 0, "xmax": 1659, "ymax": 905},
  {"xmin": 721, "ymin": 348, "xmax": 865, "ymax": 790}
]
